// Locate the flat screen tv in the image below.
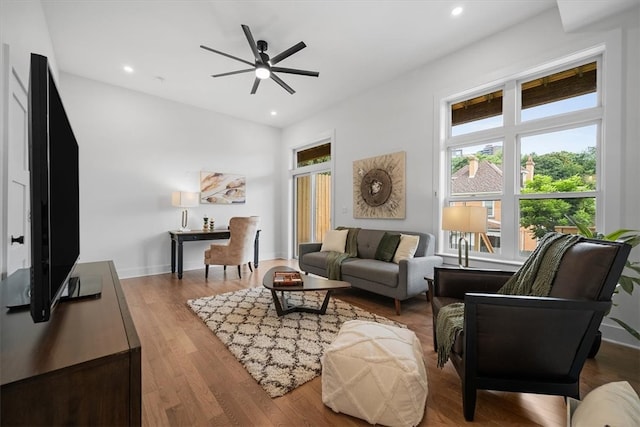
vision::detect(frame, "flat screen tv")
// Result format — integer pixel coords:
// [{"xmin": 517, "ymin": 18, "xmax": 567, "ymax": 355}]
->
[
  {"xmin": 27, "ymin": 53, "xmax": 81, "ymax": 322},
  {"xmin": 3, "ymin": 53, "xmax": 100, "ymax": 322}
]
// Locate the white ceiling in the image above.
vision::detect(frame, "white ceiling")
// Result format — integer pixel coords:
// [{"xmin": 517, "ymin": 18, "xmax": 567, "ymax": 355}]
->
[
  {"xmin": 557, "ymin": 0, "xmax": 639, "ymax": 32},
  {"xmin": 42, "ymin": 1, "xmax": 567, "ymax": 128}
]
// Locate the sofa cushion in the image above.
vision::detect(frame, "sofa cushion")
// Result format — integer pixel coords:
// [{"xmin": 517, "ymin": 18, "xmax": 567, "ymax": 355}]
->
[
  {"xmin": 302, "ymin": 251, "xmax": 358, "ymax": 269},
  {"xmin": 356, "ymin": 229, "xmax": 387, "ymax": 259},
  {"xmin": 341, "ymin": 259, "xmax": 399, "ymax": 288},
  {"xmin": 374, "ymin": 232, "xmax": 401, "ymax": 262},
  {"xmin": 321, "ymin": 229, "xmax": 349, "ymax": 253},
  {"xmin": 393, "ymin": 234, "xmax": 420, "ymax": 264}
]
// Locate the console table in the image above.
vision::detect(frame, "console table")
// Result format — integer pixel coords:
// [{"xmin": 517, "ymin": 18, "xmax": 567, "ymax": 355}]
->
[
  {"xmin": 169, "ymin": 228, "xmax": 261, "ymax": 279},
  {"xmin": 0, "ymin": 261, "xmax": 141, "ymax": 426}
]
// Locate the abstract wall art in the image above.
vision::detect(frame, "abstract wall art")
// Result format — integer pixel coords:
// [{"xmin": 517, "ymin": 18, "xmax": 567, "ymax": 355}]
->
[
  {"xmin": 200, "ymin": 172, "xmax": 246, "ymax": 204},
  {"xmin": 353, "ymin": 151, "xmax": 405, "ymax": 219}
]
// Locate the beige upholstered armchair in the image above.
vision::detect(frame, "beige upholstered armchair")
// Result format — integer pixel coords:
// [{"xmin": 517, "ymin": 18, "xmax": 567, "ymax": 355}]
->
[{"xmin": 204, "ymin": 216, "xmax": 259, "ymax": 279}]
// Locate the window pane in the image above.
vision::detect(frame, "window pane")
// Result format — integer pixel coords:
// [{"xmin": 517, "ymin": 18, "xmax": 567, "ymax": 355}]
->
[
  {"xmin": 520, "ymin": 125, "xmax": 597, "ymax": 193},
  {"xmin": 519, "ymin": 197, "xmax": 595, "ymax": 256},
  {"xmin": 314, "ymin": 172, "xmax": 331, "ymax": 243},
  {"xmin": 521, "ymin": 62, "xmax": 597, "ymax": 121},
  {"xmin": 296, "ymin": 175, "xmax": 312, "ymax": 252},
  {"xmin": 445, "ymin": 201, "xmax": 501, "ymax": 255},
  {"xmin": 295, "ymin": 172, "xmax": 332, "ymax": 257},
  {"xmin": 451, "ymin": 90, "xmax": 503, "ymax": 136},
  {"xmin": 296, "ymin": 143, "xmax": 331, "ymax": 167},
  {"xmin": 450, "ymin": 142, "xmax": 503, "ymax": 195}
]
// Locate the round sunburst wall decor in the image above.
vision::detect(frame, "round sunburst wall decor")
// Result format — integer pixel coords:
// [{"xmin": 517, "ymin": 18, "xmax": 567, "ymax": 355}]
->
[{"xmin": 353, "ymin": 151, "xmax": 406, "ymax": 219}]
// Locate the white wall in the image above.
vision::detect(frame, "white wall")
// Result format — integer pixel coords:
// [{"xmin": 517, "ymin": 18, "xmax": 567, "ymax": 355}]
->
[
  {"xmin": 282, "ymin": 7, "xmax": 640, "ymax": 348},
  {"xmin": 0, "ymin": 0, "xmax": 59, "ymax": 278},
  {"xmin": 59, "ymin": 73, "xmax": 282, "ymax": 278},
  {"xmin": 1, "ymin": 1, "xmax": 283, "ymax": 280},
  {"xmin": 0, "ymin": 0, "xmax": 58, "ymax": 82}
]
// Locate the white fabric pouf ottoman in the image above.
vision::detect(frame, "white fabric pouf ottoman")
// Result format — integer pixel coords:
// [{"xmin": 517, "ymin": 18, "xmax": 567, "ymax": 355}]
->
[{"xmin": 321, "ymin": 320, "xmax": 428, "ymax": 426}]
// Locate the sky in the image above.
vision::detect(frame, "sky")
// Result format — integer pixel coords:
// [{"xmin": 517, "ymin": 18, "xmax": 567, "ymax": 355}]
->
[{"xmin": 452, "ymin": 93, "xmax": 597, "ymax": 156}]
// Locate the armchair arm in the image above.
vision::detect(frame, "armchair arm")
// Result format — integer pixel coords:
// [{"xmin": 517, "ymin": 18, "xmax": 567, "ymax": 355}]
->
[
  {"xmin": 463, "ymin": 293, "xmax": 611, "ymax": 379},
  {"xmin": 399, "ymin": 255, "xmax": 444, "ymax": 297},
  {"xmin": 433, "ymin": 267, "xmax": 514, "ymax": 300}
]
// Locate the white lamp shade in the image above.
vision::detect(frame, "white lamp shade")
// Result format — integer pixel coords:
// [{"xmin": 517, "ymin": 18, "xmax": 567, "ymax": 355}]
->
[
  {"xmin": 442, "ymin": 206, "xmax": 487, "ymax": 233},
  {"xmin": 171, "ymin": 191, "xmax": 199, "ymax": 208}
]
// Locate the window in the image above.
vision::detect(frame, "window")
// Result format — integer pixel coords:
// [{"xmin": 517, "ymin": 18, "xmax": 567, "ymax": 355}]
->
[
  {"xmin": 521, "ymin": 62, "xmax": 597, "ymax": 121},
  {"xmin": 292, "ymin": 140, "xmax": 332, "ymax": 257},
  {"xmin": 483, "ymin": 201, "xmax": 495, "ymax": 218},
  {"xmin": 296, "ymin": 143, "xmax": 331, "ymax": 167},
  {"xmin": 451, "ymin": 90, "xmax": 503, "ymax": 136},
  {"xmin": 442, "ymin": 57, "xmax": 601, "ymax": 260}
]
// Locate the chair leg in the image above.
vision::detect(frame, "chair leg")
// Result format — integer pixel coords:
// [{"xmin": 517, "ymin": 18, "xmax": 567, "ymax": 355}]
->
[
  {"xmin": 205, "ymin": 264, "xmax": 209, "ymax": 278},
  {"xmin": 248, "ymin": 262, "xmax": 253, "ymax": 272},
  {"xmin": 223, "ymin": 265, "xmax": 227, "ymax": 271},
  {"xmin": 237, "ymin": 265, "xmax": 242, "ymax": 279},
  {"xmin": 394, "ymin": 299, "xmax": 401, "ymax": 315},
  {"xmin": 463, "ymin": 380, "xmax": 477, "ymax": 421}
]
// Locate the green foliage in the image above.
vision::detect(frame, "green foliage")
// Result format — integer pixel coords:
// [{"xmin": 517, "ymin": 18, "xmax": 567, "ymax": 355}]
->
[
  {"xmin": 451, "ymin": 156, "xmax": 467, "ymax": 173},
  {"xmin": 297, "ymin": 155, "xmax": 330, "ymax": 167},
  {"xmin": 520, "ymin": 175, "xmax": 596, "ymax": 239},
  {"xmin": 523, "ymin": 148, "xmax": 596, "ymax": 182},
  {"xmin": 451, "ymin": 149, "xmax": 503, "ymax": 174},
  {"xmin": 520, "ymin": 197, "xmax": 572, "ymax": 238},
  {"xmin": 566, "ymin": 215, "xmax": 640, "ymax": 341}
]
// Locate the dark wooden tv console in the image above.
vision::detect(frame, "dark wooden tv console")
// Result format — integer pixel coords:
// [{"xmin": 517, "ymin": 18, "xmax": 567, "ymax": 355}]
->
[{"xmin": 0, "ymin": 261, "xmax": 141, "ymax": 426}]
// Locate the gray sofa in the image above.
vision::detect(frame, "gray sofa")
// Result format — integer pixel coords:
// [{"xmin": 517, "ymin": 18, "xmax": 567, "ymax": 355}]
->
[{"xmin": 298, "ymin": 229, "xmax": 443, "ymax": 314}]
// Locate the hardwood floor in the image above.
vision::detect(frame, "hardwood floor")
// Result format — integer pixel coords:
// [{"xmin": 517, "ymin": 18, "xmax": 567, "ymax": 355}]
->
[{"xmin": 121, "ymin": 259, "xmax": 640, "ymax": 426}]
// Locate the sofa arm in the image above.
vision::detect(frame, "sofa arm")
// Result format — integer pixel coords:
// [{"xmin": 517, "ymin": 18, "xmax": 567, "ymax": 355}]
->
[
  {"xmin": 433, "ymin": 267, "xmax": 514, "ymax": 300},
  {"xmin": 299, "ymin": 242, "xmax": 322, "ymax": 258},
  {"xmin": 399, "ymin": 255, "xmax": 444, "ymax": 297}
]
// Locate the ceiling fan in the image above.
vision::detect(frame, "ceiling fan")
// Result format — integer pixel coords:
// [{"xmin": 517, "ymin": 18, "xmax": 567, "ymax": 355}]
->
[{"xmin": 200, "ymin": 24, "xmax": 319, "ymax": 95}]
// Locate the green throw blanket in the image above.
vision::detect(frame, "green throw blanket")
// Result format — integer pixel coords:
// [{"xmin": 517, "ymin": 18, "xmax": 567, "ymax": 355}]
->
[
  {"xmin": 435, "ymin": 232, "xmax": 582, "ymax": 368},
  {"xmin": 326, "ymin": 227, "xmax": 360, "ymax": 280}
]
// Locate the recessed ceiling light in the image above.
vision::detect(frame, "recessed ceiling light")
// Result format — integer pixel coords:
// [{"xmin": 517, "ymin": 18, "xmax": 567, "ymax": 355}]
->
[
  {"xmin": 451, "ymin": 6, "xmax": 463, "ymax": 16},
  {"xmin": 123, "ymin": 65, "xmax": 134, "ymax": 73},
  {"xmin": 270, "ymin": 111, "xmax": 277, "ymax": 116}
]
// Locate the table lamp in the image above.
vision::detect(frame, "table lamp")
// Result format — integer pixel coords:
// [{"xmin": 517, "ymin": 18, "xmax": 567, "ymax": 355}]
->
[
  {"xmin": 171, "ymin": 191, "xmax": 199, "ymax": 231},
  {"xmin": 442, "ymin": 206, "xmax": 487, "ymax": 268}
]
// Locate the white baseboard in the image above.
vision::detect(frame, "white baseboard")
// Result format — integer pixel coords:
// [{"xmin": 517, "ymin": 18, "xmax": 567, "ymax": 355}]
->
[{"xmin": 600, "ymin": 322, "xmax": 640, "ymax": 350}]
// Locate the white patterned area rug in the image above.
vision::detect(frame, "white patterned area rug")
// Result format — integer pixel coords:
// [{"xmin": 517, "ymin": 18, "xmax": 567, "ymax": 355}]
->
[{"xmin": 187, "ymin": 287, "xmax": 402, "ymax": 398}]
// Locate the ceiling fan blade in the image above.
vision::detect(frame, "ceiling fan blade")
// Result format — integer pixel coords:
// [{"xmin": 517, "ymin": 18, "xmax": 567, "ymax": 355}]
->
[
  {"xmin": 241, "ymin": 24, "xmax": 262, "ymax": 63},
  {"xmin": 270, "ymin": 42, "xmax": 306, "ymax": 65},
  {"xmin": 200, "ymin": 45, "xmax": 254, "ymax": 67},
  {"xmin": 270, "ymin": 74, "xmax": 295, "ymax": 94},
  {"xmin": 250, "ymin": 78, "xmax": 261, "ymax": 94},
  {"xmin": 211, "ymin": 69, "xmax": 255, "ymax": 78},
  {"xmin": 271, "ymin": 67, "xmax": 319, "ymax": 77}
]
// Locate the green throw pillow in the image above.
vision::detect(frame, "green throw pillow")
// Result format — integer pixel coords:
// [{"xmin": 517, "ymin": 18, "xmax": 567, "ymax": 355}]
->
[{"xmin": 374, "ymin": 233, "xmax": 401, "ymax": 262}]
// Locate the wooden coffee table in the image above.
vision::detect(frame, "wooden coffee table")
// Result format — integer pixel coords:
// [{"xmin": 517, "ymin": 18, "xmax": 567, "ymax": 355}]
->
[{"xmin": 262, "ymin": 266, "xmax": 351, "ymax": 316}]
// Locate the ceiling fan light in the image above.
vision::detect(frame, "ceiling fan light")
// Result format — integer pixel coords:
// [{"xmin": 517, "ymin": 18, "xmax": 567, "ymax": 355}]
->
[{"xmin": 255, "ymin": 66, "xmax": 270, "ymax": 79}]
